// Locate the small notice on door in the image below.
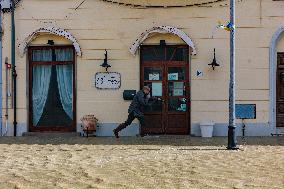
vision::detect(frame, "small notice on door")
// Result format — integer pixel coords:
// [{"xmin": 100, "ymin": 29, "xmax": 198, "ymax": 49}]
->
[
  {"xmin": 149, "ymin": 73, "xmax": 160, "ymax": 80},
  {"xmin": 168, "ymin": 73, "xmax": 178, "ymax": 80},
  {"xmin": 173, "ymin": 82, "xmax": 184, "ymax": 96},
  {"xmin": 152, "ymin": 82, "xmax": 162, "ymax": 96}
]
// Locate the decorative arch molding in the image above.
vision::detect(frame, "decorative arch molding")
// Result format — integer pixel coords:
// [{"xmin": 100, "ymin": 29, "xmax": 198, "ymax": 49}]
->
[
  {"xmin": 269, "ymin": 26, "xmax": 284, "ymax": 132},
  {"xmin": 18, "ymin": 27, "xmax": 82, "ymax": 57},
  {"xmin": 100, "ymin": 0, "xmax": 226, "ymax": 8},
  {"xmin": 129, "ymin": 26, "xmax": 197, "ymax": 56}
]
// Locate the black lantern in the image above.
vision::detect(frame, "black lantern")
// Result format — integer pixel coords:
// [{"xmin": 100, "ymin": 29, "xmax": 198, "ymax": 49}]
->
[
  {"xmin": 47, "ymin": 40, "xmax": 54, "ymax": 45},
  {"xmin": 160, "ymin": 40, "xmax": 166, "ymax": 46},
  {"xmin": 100, "ymin": 50, "xmax": 111, "ymax": 72},
  {"xmin": 208, "ymin": 48, "xmax": 220, "ymax": 70}
]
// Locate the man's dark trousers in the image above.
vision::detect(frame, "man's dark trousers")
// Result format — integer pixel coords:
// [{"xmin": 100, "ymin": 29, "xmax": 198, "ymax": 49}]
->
[
  {"xmin": 114, "ymin": 111, "xmax": 145, "ymax": 136},
  {"xmin": 124, "ymin": 111, "xmax": 145, "ymax": 128}
]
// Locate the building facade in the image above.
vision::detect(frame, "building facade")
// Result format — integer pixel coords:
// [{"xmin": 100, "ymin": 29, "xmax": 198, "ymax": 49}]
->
[{"xmin": 1, "ymin": 0, "xmax": 284, "ymax": 136}]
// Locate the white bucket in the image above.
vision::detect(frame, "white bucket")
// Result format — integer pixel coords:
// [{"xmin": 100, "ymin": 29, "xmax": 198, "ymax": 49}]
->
[{"xmin": 200, "ymin": 121, "xmax": 214, "ymax": 137}]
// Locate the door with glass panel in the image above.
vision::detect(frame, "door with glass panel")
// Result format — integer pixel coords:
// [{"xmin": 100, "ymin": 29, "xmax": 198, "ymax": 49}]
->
[
  {"xmin": 28, "ymin": 46, "xmax": 76, "ymax": 132},
  {"xmin": 140, "ymin": 45, "xmax": 190, "ymax": 135},
  {"xmin": 277, "ymin": 53, "xmax": 284, "ymax": 127}
]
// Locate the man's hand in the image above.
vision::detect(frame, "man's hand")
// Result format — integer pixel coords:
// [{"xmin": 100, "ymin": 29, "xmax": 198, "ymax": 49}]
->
[
  {"xmin": 157, "ymin": 98, "xmax": 164, "ymax": 102},
  {"xmin": 146, "ymin": 94, "xmax": 151, "ymax": 99},
  {"xmin": 151, "ymin": 97, "xmax": 163, "ymax": 101}
]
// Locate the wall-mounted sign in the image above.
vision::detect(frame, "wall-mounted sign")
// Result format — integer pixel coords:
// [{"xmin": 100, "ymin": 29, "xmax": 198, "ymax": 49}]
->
[
  {"xmin": 235, "ymin": 104, "xmax": 256, "ymax": 119},
  {"xmin": 196, "ymin": 70, "xmax": 203, "ymax": 77},
  {"xmin": 94, "ymin": 72, "xmax": 121, "ymax": 89}
]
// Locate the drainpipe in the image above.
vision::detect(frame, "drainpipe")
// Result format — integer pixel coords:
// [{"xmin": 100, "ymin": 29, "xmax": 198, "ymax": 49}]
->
[
  {"xmin": 11, "ymin": 0, "xmax": 17, "ymax": 136},
  {"xmin": 4, "ymin": 57, "xmax": 10, "ymax": 136},
  {"xmin": 0, "ymin": 4, "xmax": 2, "ymax": 136}
]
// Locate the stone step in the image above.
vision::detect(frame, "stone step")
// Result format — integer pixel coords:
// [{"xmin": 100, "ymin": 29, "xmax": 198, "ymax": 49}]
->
[
  {"xmin": 276, "ymin": 128, "xmax": 284, "ymax": 134},
  {"xmin": 22, "ymin": 132, "xmax": 80, "ymax": 137}
]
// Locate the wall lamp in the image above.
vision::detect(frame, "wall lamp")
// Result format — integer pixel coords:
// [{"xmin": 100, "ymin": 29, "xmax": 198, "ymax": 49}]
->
[
  {"xmin": 100, "ymin": 50, "xmax": 111, "ymax": 72},
  {"xmin": 208, "ymin": 48, "xmax": 220, "ymax": 70}
]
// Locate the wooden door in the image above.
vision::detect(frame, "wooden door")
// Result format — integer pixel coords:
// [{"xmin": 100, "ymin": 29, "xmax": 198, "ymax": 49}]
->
[
  {"xmin": 140, "ymin": 45, "xmax": 190, "ymax": 135},
  {"xmin": 277, "ymin": 53, "xmax": 284, "ymax": 127},
  {"xmin": 28, "ymin": 46, "xmax": 76, "ymax": 132}
]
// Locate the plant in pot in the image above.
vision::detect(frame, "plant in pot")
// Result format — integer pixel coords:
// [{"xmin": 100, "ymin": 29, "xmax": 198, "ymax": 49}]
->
[{"xmin": 81, "ymin": 115, "xmax": 98, "ymax": 137}]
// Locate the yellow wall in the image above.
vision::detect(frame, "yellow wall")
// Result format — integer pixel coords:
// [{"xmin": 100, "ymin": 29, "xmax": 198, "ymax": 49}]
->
[{"xmin": 2, "ymin": 0, "xmax": 283, "ymax": 134}]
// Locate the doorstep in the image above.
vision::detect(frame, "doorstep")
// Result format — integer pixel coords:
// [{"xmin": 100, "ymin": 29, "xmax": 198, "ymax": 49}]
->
[{"xmin": 22, "ymin": 132, "xmax": 80, "ymax": 137}]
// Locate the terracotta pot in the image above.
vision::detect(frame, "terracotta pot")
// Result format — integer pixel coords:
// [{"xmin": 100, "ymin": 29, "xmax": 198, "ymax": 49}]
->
[{"xmin": 81, "ymin": 115, "xmax": 98, "ymax": 132}]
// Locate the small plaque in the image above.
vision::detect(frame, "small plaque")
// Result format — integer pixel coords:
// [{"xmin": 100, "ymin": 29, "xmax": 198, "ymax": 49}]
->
[
  {"xmin": 235, "ymin": 104, "xmax": 256, "ymax": 119},
  {"xmin": 94, "ymin": 72, "xmax": 121, "ymax": 89},
  {"xmin": 197, "ymin": 70, "xmax": 203, "ymax": 77}
]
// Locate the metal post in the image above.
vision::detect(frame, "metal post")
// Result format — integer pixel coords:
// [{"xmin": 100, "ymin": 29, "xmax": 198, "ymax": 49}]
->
[
  {"xmin": 227, "ymin": 0, "xmax": 238, "ymax": 150},
  {"xmin": 11, "ymin": 0, "xmax": 17, "ymax": 136}
]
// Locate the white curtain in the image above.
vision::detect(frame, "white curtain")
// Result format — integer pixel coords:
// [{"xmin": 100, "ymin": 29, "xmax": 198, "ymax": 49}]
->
[
  {"xmin": 55, "ymin": 49, "xmax": 73, "ymax": 61},
  {"xmin": 32, "ymin": 65, "xmax": 52, "ymax": 125},
  {"xmin": 56, "ymin": 64, "xmax": 73, "ymax": 119},
  {"xmin": 32, "ymin": 49, "xmax": 52, "ymax": 61}
]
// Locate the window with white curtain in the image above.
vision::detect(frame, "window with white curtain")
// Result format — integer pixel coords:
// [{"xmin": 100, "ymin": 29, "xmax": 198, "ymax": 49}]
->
[{"xmin": 31, "ymin": 47, "xmax": 74, "ymax": 128}]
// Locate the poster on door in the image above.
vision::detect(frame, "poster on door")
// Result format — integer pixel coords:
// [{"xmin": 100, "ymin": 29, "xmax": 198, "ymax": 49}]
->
[
  {"xmin": 149, "ymin": 73, "xmax": 160, "ymax": 80},
  {"xmin": 168, "ymin": 73, "xmax": 178, "ymax": 80},
  {"xmin": 152, "ymin": 82, "xmax": 162, "ymax": 96}
]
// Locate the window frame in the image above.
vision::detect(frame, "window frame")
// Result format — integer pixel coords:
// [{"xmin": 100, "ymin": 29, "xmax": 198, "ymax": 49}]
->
[{"xmin": 28, "ymin": 45, "xmax": 77, "ymax": 132}]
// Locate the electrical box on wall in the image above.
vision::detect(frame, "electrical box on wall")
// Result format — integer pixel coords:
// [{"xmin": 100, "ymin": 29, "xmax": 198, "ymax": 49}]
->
[
  {"xmin": 123, "ymin": 90, "xmax": 136, "ymax": 100},
  {"xmin": 0, "ymin": 0, "xmax": 11, "ymax": 10}
]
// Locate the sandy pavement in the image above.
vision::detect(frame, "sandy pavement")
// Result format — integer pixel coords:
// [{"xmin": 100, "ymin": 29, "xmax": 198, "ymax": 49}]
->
[{"xmin": 0, "ymin": 136, "xmax": 283, "ymax": 189}]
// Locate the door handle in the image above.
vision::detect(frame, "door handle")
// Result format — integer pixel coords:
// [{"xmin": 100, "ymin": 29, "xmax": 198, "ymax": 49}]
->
[{"xmin": 157, "ymin": 98, "xmax": 165, "ymax": 103}]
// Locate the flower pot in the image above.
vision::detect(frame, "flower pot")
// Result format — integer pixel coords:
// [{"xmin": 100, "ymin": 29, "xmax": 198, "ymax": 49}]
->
[{"xmin": 200, "ymin": 121, "xmax": 214, "ymax": 137}]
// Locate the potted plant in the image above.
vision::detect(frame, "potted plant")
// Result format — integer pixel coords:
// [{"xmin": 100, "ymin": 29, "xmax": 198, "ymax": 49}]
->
[{"xmin": 81, "ymin": 115, "xmax": 98, "ymax": 137}]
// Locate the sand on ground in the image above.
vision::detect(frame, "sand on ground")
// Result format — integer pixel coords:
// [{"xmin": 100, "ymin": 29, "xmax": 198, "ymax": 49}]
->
[{"xmin": 0, "ymin": 136, "xmax": 283, "ymax": 189}]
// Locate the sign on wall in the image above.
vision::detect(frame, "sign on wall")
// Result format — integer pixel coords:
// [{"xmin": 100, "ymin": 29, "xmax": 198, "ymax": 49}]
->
[
  {"xmin": 235, "ymin": 104, "xmax": 256, "ymax": 119},
  {"xmin": 196, "ymin": 70, "xmax": 203, "ymax": 77},
  {"xmin": 94, "ymin": 72, "xmax": 121, "ymax": 89}
]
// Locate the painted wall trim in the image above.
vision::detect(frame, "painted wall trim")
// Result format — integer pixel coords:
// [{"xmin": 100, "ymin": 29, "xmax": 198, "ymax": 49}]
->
[
  {"xmin": 129, "ymin": 26, "xmax": 197, "ymax": 56},
  {"xmin": 18, "ymin": 26, "xmax": 82, "ymax": 57},
  {"xmin": 269, "ymin": 25, "xmax": 284, "ymax": 134},
  {"xmin": 191, "ymin": 123, "xmax": 273, "ymax": 137},
  {"xmin": 7, "ymin": 122, "xmax": 277, "ymax": 137}
]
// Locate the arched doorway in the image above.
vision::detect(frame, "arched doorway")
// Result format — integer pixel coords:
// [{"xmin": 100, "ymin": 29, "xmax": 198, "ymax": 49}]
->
[
  {"xmin": 270, "ymin": 26, "xmax": 284, "ymax": 132},
  {"xmin": 19, "ymin": 27, "xmax": 81, "ymax": 132},
  {"xmin": 130, "ymin": 26, "xmax": 196, "ymax": 135}
]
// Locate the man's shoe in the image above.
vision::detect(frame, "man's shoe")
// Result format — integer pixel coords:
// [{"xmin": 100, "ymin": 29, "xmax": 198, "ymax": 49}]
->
[
  {"xmin": 113, "ymin": 123, "xmax": 126, "ymax": 138},
  {"xmin": 113, "ymin": 129, "xmax": 119, "ymax": 138}
]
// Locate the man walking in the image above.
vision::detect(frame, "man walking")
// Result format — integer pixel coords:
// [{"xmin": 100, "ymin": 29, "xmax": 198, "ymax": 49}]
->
[{"xmin": 113, "ymin": 86, "xmax": 157, "ymax": 138}]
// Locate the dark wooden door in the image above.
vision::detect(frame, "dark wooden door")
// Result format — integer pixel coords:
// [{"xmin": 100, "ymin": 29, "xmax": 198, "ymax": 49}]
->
[
  {"xmin": 277, "ymin": 53, "xmax": 284, "ymax": 127},
  {"xmin": 140, "ymin": 45, "xmax": 190, "ymax": 135}
]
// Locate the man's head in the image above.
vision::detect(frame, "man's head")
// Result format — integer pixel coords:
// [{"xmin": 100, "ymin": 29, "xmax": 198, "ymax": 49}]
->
[{"xmin": 143, "ymin": 86, "xmax": 151, "ymax": 95}]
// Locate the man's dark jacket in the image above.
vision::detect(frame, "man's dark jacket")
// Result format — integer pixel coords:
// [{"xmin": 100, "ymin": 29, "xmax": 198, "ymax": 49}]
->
[{"xmin": 128, "ymin": 90, "xmax": 150, "ymax": 117}]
